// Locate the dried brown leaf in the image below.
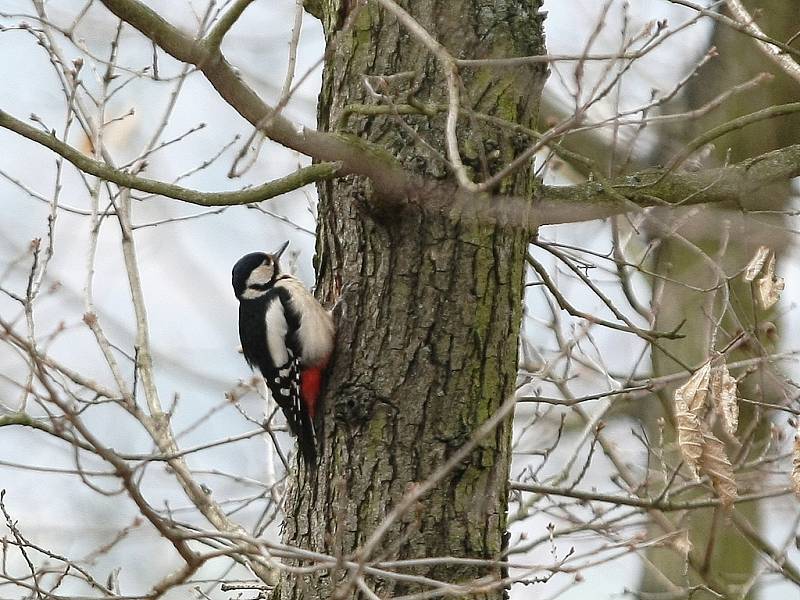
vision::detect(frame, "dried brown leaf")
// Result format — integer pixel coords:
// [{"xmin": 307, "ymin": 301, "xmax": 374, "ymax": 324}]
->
[
  {"xmin": 744, "ymin": 245, "xmax": 771, "ymax": 282},
  {"xmin": 710, "ymin": 363, "xmax": 738, "ymax": 436},
  {"xmin": 674, "ymin": 363, "xmax": 712, "ymax": 479},
  {"xmin": 754, "ymin": 252, "xmax": 785, "ymax": 310},
  {"xmin": 675, "ymin": 362, "xmax": 711, "ymax": 416},
  {"xmin": 668, "ymin": 529, "xmax": 692, "ymax": 557},
  {"xmin": 700, "ymin": 431, "xmax": 737, "ymax": 510},
  {"xmin": 675, "ymin": 401, "xmax": 703, "ymax": 478},
  {"xmin": 674, "ymin": 364, "xmax": 738, "ymax": 508}
]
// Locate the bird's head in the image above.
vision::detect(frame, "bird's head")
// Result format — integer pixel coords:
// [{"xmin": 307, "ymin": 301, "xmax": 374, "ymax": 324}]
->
[{"xmin": 232, "ymin": 240, "xmax": 289, "ymax": 300}]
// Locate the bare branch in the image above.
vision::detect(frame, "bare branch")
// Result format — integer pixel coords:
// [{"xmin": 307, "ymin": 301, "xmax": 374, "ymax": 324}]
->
[
  {"xmin": 205, "ymin": 0, "xmax": 257, "ymax": 52},
  {"xmin": 0, "ymin": 109, "xmax": 340, "ymax": 206}
]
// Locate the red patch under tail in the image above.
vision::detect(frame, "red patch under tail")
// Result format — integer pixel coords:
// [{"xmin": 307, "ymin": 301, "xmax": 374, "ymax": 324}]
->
[{"xmin": 300, "ymin": 366, "xmax": 325, "ymax": 419}]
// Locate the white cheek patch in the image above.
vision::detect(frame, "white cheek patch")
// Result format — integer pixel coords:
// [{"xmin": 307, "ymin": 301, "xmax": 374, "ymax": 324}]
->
[{"xmin": 246, "ymin": 264, "xmax": 274, "ymax": 287}]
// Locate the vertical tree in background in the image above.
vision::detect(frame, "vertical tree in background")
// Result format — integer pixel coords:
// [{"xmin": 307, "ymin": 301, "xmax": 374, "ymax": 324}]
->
[{"xmin": 643, "ymin": 1, "xmax": 800, "ymax": 596}]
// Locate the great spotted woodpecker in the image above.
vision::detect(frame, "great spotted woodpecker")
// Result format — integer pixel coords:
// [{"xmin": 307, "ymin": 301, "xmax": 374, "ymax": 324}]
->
[{"xmin": 232, "ymin": 241, "xmax": 334, "ymax": 467}]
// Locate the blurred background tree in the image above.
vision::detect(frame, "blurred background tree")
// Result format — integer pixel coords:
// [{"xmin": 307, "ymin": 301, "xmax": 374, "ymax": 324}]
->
[{"xmin": 643, "ymin": 1, "xmax": 800, "ymax": 596}]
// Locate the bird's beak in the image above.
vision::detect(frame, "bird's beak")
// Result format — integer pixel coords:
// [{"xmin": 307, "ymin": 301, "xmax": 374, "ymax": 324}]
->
[{"xmin": 273, "ymin": 240, "xmax": 290, "ymax": 259}]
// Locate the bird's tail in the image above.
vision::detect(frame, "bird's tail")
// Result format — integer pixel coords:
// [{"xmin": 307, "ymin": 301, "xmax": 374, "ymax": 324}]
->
[
  {"xmin": 274, "ymin": 394, "xmax": 318, "ymax": 470},
  {"xmin": 296, "ymin": 413, "xmax": 318, "ymax": 470}
]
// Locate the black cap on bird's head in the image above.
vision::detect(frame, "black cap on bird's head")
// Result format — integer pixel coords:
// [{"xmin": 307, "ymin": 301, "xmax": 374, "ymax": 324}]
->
[{"xmin": 232, "ymin": 241, "xmax": 289, "ymax": 300}]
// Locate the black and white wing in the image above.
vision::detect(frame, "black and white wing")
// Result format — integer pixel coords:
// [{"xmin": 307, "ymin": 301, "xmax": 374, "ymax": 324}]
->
[{"xmin": 263, "ymin": 294, "xmax": 316, "ymax": 465}]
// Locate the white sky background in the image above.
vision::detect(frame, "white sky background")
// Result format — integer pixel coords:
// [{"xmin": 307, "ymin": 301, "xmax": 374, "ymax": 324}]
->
[{"xmin": 0, "ymin": 1, "xmax": 796, "ymax": 598}]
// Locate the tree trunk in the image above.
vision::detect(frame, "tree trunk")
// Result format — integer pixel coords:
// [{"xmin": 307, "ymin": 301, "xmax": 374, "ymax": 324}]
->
[{"xmin": 275, "ymin": 1, "xmax": 547, "ymax": 598}]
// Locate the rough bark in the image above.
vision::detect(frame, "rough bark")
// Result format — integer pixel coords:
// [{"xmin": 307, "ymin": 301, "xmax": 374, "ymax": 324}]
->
[{"xmin": 276, "ymin": 1, "xmax": 547, "ymax": 598}]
